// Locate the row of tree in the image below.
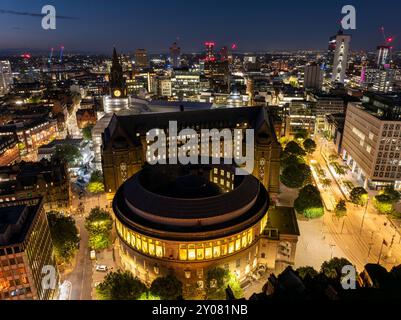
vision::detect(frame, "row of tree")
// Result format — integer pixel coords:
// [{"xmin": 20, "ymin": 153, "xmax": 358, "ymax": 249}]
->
[
  {"xmin": 47, "ymin": 207, "xmax": 113, "ymax": 265},
  {"xmin": 95, "ymin": 267, "xmax": 243, "ymax": 300},
  {"xmin": 280, "ymin": 140, "xmax": 316, "ymax": 189}
]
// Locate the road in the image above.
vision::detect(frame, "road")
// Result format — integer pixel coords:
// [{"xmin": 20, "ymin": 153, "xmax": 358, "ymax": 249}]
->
[
  {"xmin": 312, "ymin": 135, "xmax": 401, "ymax": 272},
  {"xmin": 63, "ymin": 214, "xmax": 92, "ymax": 300}
]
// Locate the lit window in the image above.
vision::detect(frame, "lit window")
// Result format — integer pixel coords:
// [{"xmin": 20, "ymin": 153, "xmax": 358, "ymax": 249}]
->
[
  {"xmin": 179, "ymin": 246, "xmax": 187, "ymax": 260},
  {"xmin": 205, "ymin": 246, "xmax": 212, "ymax": 259},
  {"xmin": 222, "ymin": 244, "xmax": 228, "ymax": 256},
  {"xmin": 142, "ymin": 238, "xmax": 148, "ymax": 254},
  {"xmin": 136, "ymin": 236, "xmax": 141, "ymax": 250},
  {"xmin": 188, "ymin": 247, "xmax": 196, "ymax": 261},
  {"xmin": 197, "ymin": 247, "xmax": 204, "ymax": 260},
  {"xmin": 213, "ymin": 245, "xmax": 220, "ymax": 258},
  {"xmin": 155, "ymin": 244, "xmax": 163, "ymax": 257},
  {"xmin": 235, "ymin": 238, "xmax": 241, "ymax": 251},
  {"xmin": 228, "ymin": 242, "xmax": 234, "ymax": 254},
  {"xmin": 149, "ymin": 242, "xmax": 155, "ymax": 256},
  {"xmin": 242, "ymin": 235, "xmax": 247, "ymax": 248}
]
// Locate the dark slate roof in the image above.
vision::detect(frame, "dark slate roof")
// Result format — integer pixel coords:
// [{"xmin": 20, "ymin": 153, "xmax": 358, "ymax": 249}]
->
[{"xmin": 103, "ymin": 106, "xmax": 276, "ymax": 148}]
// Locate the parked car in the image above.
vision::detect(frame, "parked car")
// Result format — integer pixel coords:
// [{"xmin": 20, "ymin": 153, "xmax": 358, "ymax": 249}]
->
[{"xmin": 95, "ymin": 264, "xmax": 107, "ymax": 272}]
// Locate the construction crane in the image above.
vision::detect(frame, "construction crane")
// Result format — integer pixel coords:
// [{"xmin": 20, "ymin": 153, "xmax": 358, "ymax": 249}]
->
[{"xmin": 380, "ymin": 26, "xmax": 394, "ymax": 47}]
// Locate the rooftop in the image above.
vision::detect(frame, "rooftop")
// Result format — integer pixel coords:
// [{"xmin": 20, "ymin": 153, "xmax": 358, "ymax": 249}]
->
[
  {"xmin": 264, "ymin": 206, "xmax": 300, "ymax": 236},
  {"xmin": 0, "ymin": 201, "xmax": 41, "ymax": 246}
]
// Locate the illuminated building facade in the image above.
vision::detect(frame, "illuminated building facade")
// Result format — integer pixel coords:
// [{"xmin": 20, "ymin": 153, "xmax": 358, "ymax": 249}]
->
[
  {"xmin": 113, "ymin": 163, "xmax": 299, "ymax": 297},
  {"xmin": 0, "ymin": 118, "xmax": 58, "ymax": 156},
  {"xmin": 342, "ymin": 99, "xmax": 401, "ymax": 190},
  {"xmin": 101, "ymin": 106, "xmax": 281, "ymax": 196},
  {"xmin": 0, "ymin": 61, "xmax": 13, "ymax": 95},
  {"xmin": 0, "ymin": 158, "xmax": 71, "ymax": 211},
  {"xmin": 0, "ymin": 136, "xmax": 21, "ymax": 166},
  {"xmin": 0, "ymin": 198, "xmax": 59, "ymax": 300},
  {"xmin": 169, "ymin": 42, "xmax": 181, "ymax": 68},
  {"xmin": 331, "ymin": 30, "xmax": 351, "ymax": 83},
  {"xmin": 134, "ymin": 49, "xmax": 149, "ymax": 69}
]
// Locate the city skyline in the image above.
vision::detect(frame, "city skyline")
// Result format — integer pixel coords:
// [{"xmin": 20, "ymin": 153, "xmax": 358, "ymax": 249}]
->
[{"xmin": 1, "ymin": 0, "xmax": 401, "ymax": 54}]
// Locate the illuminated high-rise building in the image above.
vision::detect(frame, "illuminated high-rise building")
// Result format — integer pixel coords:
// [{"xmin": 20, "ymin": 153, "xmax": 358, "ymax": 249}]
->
[
  {"xmin": 169, "ymin": 42, "xmax": 181, "ymax": 68},
  {"xmin": 204, "ymin": 42, "xmax": 216, "ymax": 62},
  {"xmin": 376, "ymin": 45, "xmax": 391, "ymax": 68},
  {"xmin": 331, "ymin": 30, "xmax": 351, "ymax": 83},
  {"xmin": 220, "ymin": 46, "xmax": 228, "ymax": 62},
  {"xmin": 304, "ymin": 63, "xmax": 324, "ymax": 90},
  {"xmin": 0, "ymin": 61, "xmax": 13, "ymax": 95},
  {"xmin": 134, "ymin": 49, "xmax": 149, "ymax": 68},
  {"xmin": 0, "ymin": 198, "xmax": 59, "ymax": 300}
]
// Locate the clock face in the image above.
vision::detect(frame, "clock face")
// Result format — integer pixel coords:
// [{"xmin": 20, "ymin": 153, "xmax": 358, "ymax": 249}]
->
[{"xmin": 114, "ymin": 89, "xmax": 121, "ymax": 97}]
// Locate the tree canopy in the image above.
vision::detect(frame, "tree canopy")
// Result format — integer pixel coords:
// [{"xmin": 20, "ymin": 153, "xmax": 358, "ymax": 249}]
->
[
  {"xmin": 374, "ymin": 194, "xmax": 394, "ymax": 215},
  {"xmin": 87, "ymin": 181, "xmax": 105, "ymax": 194},
  {"xmin": 296, "ymin": 266, "xmax": 319, "ymax": 280},
  {"xmin": 294, "ymin": 184, "xmax": 324, "ymax": 218},
  {"xmin": 280, "ymin": 163, "xmax": 311, "ymax": 189},
  {"xmin": 283, "ymin": 141, "xmax": 306, "ymax": 157},
  {"xmin": 90, "ymin": 170, "xmax": 104, "ymax": 184},
  {"xmin": 47, "ymin": 212, "xmax": 80, "ymax": 264},
  {"xmin": 85, "ymin": 207, "xmax": 113, "ymax": 250},
  {"xmin": 150, "ymin": 275, "xmax": 183, "ymax": 300},
  {"xmin": 205, "ymin": 267, "xmax": 243, "ymax": 300},
  {"xmin": 320, "ymin": 257, "xmax": 353, "ymax": 280},
  {"xmin": 294, "ymin": 129, "xmax": 308, "ymax": 140},
  {"xmin": 96, "ymin": 270, "xmax": 147, "ymax": 300},
  {"xmin": 303, "ymin": 139, "xmax": 317, "ymax": 154},
  {"xmin": 334, "ymin": 199, "xmax": 347, "ymax": 218},
  {"xmin": 54, "ymin": 144, "xmax": 81, "ymax": 166},
  {"xmin": 350, "ymin": 187, "xmax": 368, "ymax": 206},
  {"xmin": 82, "ymin": 125, "xmax": 94, "ymax": 141}
]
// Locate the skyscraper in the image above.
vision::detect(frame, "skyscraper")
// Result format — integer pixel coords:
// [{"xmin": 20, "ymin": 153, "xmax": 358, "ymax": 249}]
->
[
  {"xmin": 169, "ymin": 42, "xmax": 181, "ymax": 68},
  {"xmin": 331, "ymin": 30, "xmax": 351, "ymax": 83},
  {"xmin": 204, "ymin": 42, "xmax": 216, "ymax": 62},
  {"xmin": 304, "ymin": 63, "xmax": 323, "ymax": 90},
  {"xmin": 220, "ymin": 46, "xmax": 228, "ymax": 62},
  {"xmin": 0, "ymin": 61, "xmax": 13, "ymax": 95},
  {"xmin": 134, "ymin": 49, "xmax": 149, "ymax": 68},
  {"xmin": 376, "ymin": 45, "xmax": 391, "ymax": 68}
]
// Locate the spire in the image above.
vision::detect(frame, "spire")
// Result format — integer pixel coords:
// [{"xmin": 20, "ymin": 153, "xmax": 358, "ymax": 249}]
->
[{"xmin": 112, "ymin": 47, "xmax": 119, "ymax": 63}]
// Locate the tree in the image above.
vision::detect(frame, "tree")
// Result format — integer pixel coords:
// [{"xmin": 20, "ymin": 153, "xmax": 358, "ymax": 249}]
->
[
  {"xmin": 281, "ymin": 153, "xmax": 305, "ymax": 169},
  {"xmin": 205, "ymin": 267, "xmax": 243, "ymax": 300},
  {"xmin": 87, "ymin": 181, "xmax": 105, "ymax": 194},
  {"xmin": 294, "ymin": 129, "xmax": 308, "ymax": 140},
  {"xmin": 296, "ymin": 266, "xmax": 318, "ymax": 280},
  {"xmin": 85, "ymin": 207, "xmax": 113, "ymax": 250},
  {"xmin": 90, "ymin": 170, "xmax": 104, "ymax": 184},
  {"xmin": 303, "ymin": 138, "xmax": 317, "ymax": 154},
  {"xmin": 280, "ymin": 163, "xmax": 311, "ymax": 189},
  {"xmin": 96, "ymin": 270, "xmax": 147, "ymax": 300},
  {"xmin": 82, "ymin": 125, "xmax": 93, "ymax": 141},
  {"xmin": 284, "ymin": 141, "xmax": 306, "ymax": 157},
  {"xmin": 150, "ymin": 275, "xmax": 183, "ymax": 300},
  {"xmin": 54, "ymin": 144, "xmax": 81, "ymax": 166},
  {"xmin": 382, "ymin": 187, "xmax": 401, "ymax": 203},
  {"xmin": 321, "ymin": 178, "xmax": 332, "ymax": 188},
  {"xmin": 47, "ymin": 212, "xmax": 80, "ymax": 264},
  {"xmin": 334, "ymin": 199, "xmax": 347, "ymax": 218},
  {"xmin": 350, "ymin": 187, "xmax": 368, "ymax": 206},
  {"xmin": 320, "ymin": 257, "xmax": 353, "ymax": 280},
  {"xmin": 373, "ymin": 194, "xmax": 393, "ymax": 215},
  {"xmin": 294, "ymin": 184, "xmax": 324, "ymax": 218}
]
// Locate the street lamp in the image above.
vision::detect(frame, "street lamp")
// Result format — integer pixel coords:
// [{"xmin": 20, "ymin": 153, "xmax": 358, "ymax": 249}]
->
[{"xmin": 359, "ymin": 196, "xmax": 369, "ymax": 235}]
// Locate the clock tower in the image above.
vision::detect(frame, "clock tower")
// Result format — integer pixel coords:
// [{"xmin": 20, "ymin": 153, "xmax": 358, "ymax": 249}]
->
[{"xmin": 109, "ymin": 47, "xmax": 127, "ymax": 98}]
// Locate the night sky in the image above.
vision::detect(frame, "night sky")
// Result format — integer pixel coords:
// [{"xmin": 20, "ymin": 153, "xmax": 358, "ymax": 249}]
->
[{"xmin": 0, "ymin": 0, "xmax": 400, "ymax": 54}]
